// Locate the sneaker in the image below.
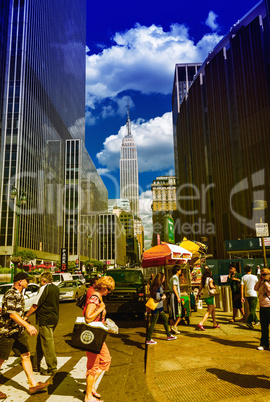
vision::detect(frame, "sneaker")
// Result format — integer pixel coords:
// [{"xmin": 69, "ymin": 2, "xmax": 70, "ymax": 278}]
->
[
  {"xmin": 146, "ymin": 339, "xmax": 157, "ymax": 345},
  {"xmin": 197, "ymin": 323, "xmax": 205, "ymax": 331},
  {"xmin": 257, "ymin": 346, "xmax": 269, "ymax": 350},
  {"xmin": 246, "ymin": 323, "xmax": 254, "ymax": 330},
  {"xmin": 167, "ymin": 335, "xmax": 177, "ymax": 341},
  {"xmin": 171, "ymin": 326, "xmax": 180, "ymax": 334},
  {"xmin": 40, "ymin": 368, "xmax": 57, "ymax": 377},
  {"xmin": 254, "ymin": 322, "xmax": 260, "ymax": 326}
]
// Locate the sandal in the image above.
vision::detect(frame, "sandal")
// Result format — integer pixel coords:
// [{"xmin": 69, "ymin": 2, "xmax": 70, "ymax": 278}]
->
[
  {"xmin": 92, "ymin": 389, "xmax": 101, "ymax": 399},
  {"xmin": 229, "ymin": 319, "xmax": 235, "ymax": 323},
  {"xmin": 213, "ymin": 324, "xmax": 220, "ymax": 328}
]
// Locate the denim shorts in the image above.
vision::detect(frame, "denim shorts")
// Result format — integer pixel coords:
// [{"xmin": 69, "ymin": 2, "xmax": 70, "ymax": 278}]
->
[{"xmin": 0, "ymin": 331, "xmax": 29, "ymax": 360}]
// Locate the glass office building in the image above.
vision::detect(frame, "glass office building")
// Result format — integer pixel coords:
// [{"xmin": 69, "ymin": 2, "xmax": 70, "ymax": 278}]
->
[
  {"xmin": 0, "ymin": 0, "xmax": 107, "ymax": 266},
  {"xmin": 172, "ymin": 0, "xmax": 270, "ymax": 258}
]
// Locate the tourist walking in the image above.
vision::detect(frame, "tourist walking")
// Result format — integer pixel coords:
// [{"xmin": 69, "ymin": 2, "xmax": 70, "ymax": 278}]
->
[
  {"xmin": 27, "ymin": 271, "xmax": 60, "ymax": 376},
  {"xmin": 84, "ymin": 275, "xmax": 115, "ymax": 402},
  {"xmin": 0, "ymin": 272, "xmax": 50, "ymax": 399},
  {"xmin": 195, "ymin": 269, "xmax": 220, "ymax": 331},
  {"xmin": 146, "ymin": 273, "xmax": 177, "ymax": 345},
  {"xmin": 227, "ymin": 265, "xmax": 245, "ymax": 322},
  {"xmin": 241, "ymin": 266, "xmax": 259, "ymax": 329},
  {"xmin": 254, "ymin": 268, "xmax": 270, "ymax": 350},
  {"xmin": 169, "ymin": 265, "xmax": 182, "ymax": 334}
]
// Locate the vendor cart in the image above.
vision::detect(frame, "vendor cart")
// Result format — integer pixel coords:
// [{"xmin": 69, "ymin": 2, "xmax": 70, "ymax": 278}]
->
[{"xmin": 142, "ymin": 243, "xmax": 193, "ymax": 324}]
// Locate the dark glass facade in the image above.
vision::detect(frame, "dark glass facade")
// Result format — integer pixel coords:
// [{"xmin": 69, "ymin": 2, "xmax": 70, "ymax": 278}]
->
[
  {"xmin": 173, "ymin": 1, "xmax": 270, "ymax": 258},
  {"xmin": 0, "ymin": 0, "xmax": 108, "ymax": 265}
]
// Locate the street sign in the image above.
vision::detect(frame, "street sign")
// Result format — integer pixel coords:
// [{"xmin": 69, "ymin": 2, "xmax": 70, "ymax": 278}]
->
[{"xmin": 255, "ymin": 223, "xmax": 269, "ymax": 237}]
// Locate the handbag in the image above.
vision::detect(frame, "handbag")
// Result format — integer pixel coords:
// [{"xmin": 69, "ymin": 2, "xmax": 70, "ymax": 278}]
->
[
  {"xmin": 76, "ymin": 292, "xmax": 87, "ymax": 309},
  {"xmin": 208, "ymin": 279, "xmax": 220, "ymax": 296},
  {"xmin": 145, "ymin": 297, "xmax": 159, "ymax": 310},
  {"xmin": 71, "ymin": 317, "xmax": 108, "ymax": 353}
]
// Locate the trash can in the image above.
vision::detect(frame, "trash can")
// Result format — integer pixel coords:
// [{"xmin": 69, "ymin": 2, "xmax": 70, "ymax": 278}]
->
[{"xmin": 221, "ymin": 286, "xmax": 232, "ymax": 312}]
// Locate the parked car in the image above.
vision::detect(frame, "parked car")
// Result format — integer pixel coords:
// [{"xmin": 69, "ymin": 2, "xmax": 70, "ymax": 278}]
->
[
  {"xmin": 103, "ymin": 268, "xmax": 146, "ymax": 317},
  {"xmin": 58, "ymin": 280, "xmax": 86, "ymax": 302},
  {"xmin": 52, "ymin": 272, "xmax": 73, "ymax": 285},
  {"xmin": 0, "ymin": 282, "xmax": 40, "ymax": 312},
  {"xmin": 72, "ymin": 273, "xmax": 86, "ymax": 284}
]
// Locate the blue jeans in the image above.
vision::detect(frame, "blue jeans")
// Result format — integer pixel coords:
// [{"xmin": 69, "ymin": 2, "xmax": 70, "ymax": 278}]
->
[{"xmin": 259, "ymin": 307, "xmax": 270, "ymax": 349}]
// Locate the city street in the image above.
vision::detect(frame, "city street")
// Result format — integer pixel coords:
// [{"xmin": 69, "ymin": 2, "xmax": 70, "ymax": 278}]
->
[{"xmin": 0, "ymin": 302, "xmax": 154, "ymax": 401}]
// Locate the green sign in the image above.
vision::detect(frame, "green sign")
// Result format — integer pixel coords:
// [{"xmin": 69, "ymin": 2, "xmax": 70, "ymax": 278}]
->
[{"xmin": 163, "ymin": 215, "xmax": 175, "ymax": 244}]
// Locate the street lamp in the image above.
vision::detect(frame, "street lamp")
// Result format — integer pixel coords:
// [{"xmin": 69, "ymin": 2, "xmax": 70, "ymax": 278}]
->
[{"xmin": 10, "ymin": 186, "xmax": 27, "ymax": 278}]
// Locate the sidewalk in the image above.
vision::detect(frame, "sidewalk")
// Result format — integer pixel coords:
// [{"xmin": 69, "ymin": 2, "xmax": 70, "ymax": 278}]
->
[{"xmin": 145, "ymin": 307, "xmax": 270, "ymax": 402}]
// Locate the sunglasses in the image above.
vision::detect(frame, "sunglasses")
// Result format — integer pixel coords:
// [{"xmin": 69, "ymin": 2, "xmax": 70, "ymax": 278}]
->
[
  {"xmin": 106, "ymin": 286, "xmax": 112, "ymax": 291},
  {"xmin": 261, "ymin": 273, "xmax": 267, "ymax": 276}
]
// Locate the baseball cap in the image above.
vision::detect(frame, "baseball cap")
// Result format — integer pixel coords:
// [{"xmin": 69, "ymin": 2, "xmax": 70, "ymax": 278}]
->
[{"xmin": 13, "ymin": 272, "xmax": 30, "ymax": 283}]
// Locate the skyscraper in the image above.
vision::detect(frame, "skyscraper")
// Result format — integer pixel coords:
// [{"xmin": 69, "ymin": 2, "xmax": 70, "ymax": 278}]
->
[
  {"xmin": 0, "ymin": 0, "xmax": 107, "ymax": 266},
  {"xmin": 172, "ymin": 0, "xmax": 270, "ymax": 258},
  {"xmin": 120, "ymin": 106, "xmax": 139, "ymax": 217}
]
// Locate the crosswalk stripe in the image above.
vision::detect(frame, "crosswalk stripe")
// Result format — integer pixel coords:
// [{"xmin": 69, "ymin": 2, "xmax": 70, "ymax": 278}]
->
[
  {"xmin": 46, "ymin": 357, "xmax": 87, "ymax": 401},
  {"xmin": 0, "ymin": 357, "xmax": 21, "ymax": 374},
  {"xmin": 0, "ymin": 356, "xmax": 71, "ymax": 401}
]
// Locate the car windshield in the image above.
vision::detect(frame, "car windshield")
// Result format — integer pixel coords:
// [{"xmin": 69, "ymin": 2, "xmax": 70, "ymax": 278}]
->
[
  {"xmin": 59, "ymin": 282, "xmax": 76, "ymax": 288},
  {"xmin": 52, "ymin": 275, "xmax": 60, "ymax": 282},
  {"xmin": 106, "ymin": 271, "xmax": 143, "ymax": 286},
  {"xmin": 0, "ymin": 285, "xmax": 12, "ymax": 295},
  {"xmin": 72, "ymin": 275, "xmax": 79, "ymax": 280}
]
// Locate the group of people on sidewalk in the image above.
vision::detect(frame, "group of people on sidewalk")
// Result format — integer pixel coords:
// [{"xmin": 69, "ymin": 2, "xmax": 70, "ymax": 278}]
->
[
  {"xmin": 146, "ymin": 264, "xmax": 270, "ymax": 353},
  {"xmin": 146, "ymin": 265, "xmax": 185, "ymax": 345}
]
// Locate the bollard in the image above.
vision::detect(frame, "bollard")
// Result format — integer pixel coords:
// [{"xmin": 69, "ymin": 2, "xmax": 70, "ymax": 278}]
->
[{"xmin": 221, "ymin": 286, "xmax": 232, "ymax": 312}]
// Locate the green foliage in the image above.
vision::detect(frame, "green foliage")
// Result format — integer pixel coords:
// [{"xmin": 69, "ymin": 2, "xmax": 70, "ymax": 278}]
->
[{"xmin": 16, "ymin": 250, "xmax": 37, "ymax": 263}]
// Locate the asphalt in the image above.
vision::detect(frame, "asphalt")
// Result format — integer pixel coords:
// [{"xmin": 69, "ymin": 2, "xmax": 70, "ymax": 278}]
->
[{"xmin": 145, "ymin": 305, "xmax": 270, "ymax": 402}]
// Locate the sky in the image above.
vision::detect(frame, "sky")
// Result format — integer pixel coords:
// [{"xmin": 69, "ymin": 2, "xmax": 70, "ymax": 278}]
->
[{"xmin": 85, "ymin": 0, "xmax": 260, "ymax": 248}]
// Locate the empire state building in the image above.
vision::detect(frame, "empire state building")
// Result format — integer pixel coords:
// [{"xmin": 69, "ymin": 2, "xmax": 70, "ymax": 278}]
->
[{"xmin": 120, "ymin": 107, "xmax": 139, "ymax": 217}]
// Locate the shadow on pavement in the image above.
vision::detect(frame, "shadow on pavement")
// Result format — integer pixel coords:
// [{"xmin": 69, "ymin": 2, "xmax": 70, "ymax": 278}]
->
[
  {"xmin": 181, "ymin": 331, "xmax": 259, "ymax": 349},
  {"xmin": 207, "ymin": 368, "xmax": 270, "ymax": 389}
]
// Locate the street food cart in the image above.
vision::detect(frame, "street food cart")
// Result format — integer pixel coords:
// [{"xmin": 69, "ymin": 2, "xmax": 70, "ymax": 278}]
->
[{"xmin": 142, "ymin": 243, "xmax": 193, "ymax": 323}]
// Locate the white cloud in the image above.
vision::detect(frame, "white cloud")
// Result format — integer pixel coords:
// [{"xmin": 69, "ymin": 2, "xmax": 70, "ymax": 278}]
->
[
  {"xmin": 86, "ymin": 23, "xmax": 223, "ymax": 114},
  {"xmin": 96, "ymin": 112, "xmax": 174, "ymax": 173},
  {"xmin": 205, "ymin": 11, "xmax": 219, "ymax": 31},
  {"xmin": 139, "ymin": 190, "xmax": 153, "ymax": 250}
]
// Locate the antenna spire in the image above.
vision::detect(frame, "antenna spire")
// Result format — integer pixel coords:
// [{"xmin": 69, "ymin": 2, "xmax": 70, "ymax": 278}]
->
[{"xmin": 126, "ymin": 103, "xmax": 131, "ymax": 136}]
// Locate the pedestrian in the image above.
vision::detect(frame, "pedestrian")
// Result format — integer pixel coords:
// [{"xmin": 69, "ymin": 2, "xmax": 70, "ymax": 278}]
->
[
  {"xmin": 169, "ymin": 265, "xmax": 182, "ymax": 334},
  {"xmin": 196, "ymin": 269, "xmax": 220, "ymax": 331},
  {"xmin": 0, "ymin": 272, "xmax": 50, "ymax": 399},
  {"xmin": 227, "ymin": 265, "xmax": 245, "ymax": 322},
  {"xmin": 84, "ymin": 275, "xmax": 115, "ymax": 402},
  {"xmin": 146, "ymin": 273, "xmax": 177, "ymax": 345},
  {"xmin": 254, "ymin": 268, "xmax": 270, "ymax": 350},
  {"xmin": 82, "ymin": 276, "xmax": 98, "ymax": 316},
  {"xmin": 147, "ymin": 273, "xmax": 154, "ymax": 294},
  {"xmin": 240, "ymin": 266, "xmax": 259, "ymax": 329},
  {"xmin": 26, "ymin": 271, "xmax": 60, "ymax": 376}
]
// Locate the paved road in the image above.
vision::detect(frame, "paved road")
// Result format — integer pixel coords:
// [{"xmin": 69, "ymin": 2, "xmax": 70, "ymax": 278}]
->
[{"xmin": 0, "ymin": 302, "xmax": 154, "ymax": 401}]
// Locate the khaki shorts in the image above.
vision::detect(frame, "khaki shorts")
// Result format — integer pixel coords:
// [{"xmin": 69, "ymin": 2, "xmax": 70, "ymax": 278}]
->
[{"xmin": 0, "ymin": 331, "xmax": 29, "ymax": 360}]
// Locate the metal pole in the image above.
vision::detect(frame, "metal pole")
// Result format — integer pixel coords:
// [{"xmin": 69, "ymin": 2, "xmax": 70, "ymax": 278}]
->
[
  {"xmin": 13, "ymin": 202, "xmax": 21, "ymax": 278},
  {"xmin": 260, "ymin": 218, "xmax": 267, "ymax": 268}
]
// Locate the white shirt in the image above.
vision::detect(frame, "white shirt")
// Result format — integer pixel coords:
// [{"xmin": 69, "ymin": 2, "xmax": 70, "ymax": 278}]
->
[{"xmin": 241, "ymin": 274, "xmax": 258, "ymax": 297}]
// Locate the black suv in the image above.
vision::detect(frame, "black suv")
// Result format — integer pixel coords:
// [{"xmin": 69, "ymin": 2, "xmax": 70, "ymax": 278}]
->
[{"xmin": 103, "ymin": 268, "xmax": 146, "ymax": 317}]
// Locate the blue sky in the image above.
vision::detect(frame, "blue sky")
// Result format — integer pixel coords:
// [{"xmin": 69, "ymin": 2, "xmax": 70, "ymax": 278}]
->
[{"xmin": 85, "ymin": 0, "xmax": 260, "ymax": 246}]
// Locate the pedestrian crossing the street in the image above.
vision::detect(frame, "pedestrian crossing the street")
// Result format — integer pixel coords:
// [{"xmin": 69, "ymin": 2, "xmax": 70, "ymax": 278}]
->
[{"xmin": 0, "ymin": 356, "xmax": 89, "ymax": 401}]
